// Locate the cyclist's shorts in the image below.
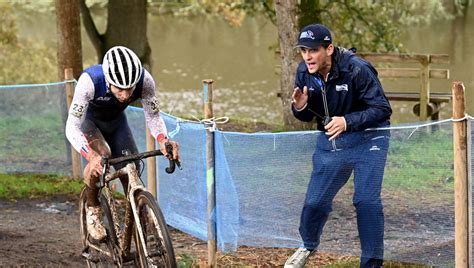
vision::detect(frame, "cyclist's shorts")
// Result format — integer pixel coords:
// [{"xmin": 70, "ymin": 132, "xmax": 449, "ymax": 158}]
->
[{"xmin": 81, "ymin": 111, "xmax": 139, "ymax": 171}]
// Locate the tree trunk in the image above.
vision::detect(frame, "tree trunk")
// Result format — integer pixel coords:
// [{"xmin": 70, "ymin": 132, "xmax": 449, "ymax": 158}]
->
[
  {"xmin": 81, "ymin": 0, "xmax": 151, "ymax": 70},
  {"xmin": 298, "ymin": 0, "xmax": 322, "ymax": 29},
  {"xmin": 56, "ymin": 0, "xmax": 83, "ymax": 79},
  {"xmin": 55, "ymin": 0, "xmax": 83, "ymax": 172},
  {"xmin": 274, "ymin": 0, "xmax": 313, "ymax": 130}
]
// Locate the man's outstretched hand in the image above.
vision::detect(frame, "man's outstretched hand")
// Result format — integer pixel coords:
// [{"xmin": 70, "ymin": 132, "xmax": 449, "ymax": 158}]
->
[{"xmin": 291, "ymin": 86, "xmax": 309, "ymax": 110}]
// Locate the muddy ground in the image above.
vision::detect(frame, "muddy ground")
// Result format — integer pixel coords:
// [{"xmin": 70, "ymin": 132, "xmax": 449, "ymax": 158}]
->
[
  {"xmin": 0, "ymin": 195, "xmax": 347, "ymax": 267},
  {"xmin": 0, "ymin": 192, "xmax": 454, "ymax": 267}
]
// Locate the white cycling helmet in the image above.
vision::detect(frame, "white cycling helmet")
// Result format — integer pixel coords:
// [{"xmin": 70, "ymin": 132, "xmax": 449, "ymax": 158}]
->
[{"xmin": 102, "ymin": 46, "xmax": 143, "ymax": 89}]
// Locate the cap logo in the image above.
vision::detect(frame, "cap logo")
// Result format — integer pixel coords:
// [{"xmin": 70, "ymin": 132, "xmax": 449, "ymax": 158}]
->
[
  {"xmin": 324, "ymin": 36, "xmax": 330, "ymax": 41},
  {"xmin": 299, "ymin": 30, "xmax": 315, "ymax": 40}
]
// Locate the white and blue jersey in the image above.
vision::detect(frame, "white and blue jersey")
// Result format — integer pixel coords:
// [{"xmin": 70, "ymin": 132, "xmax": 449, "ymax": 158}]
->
[{"xmin": 65, "ymin": 64, "xmax": 167, "ymax": 158}]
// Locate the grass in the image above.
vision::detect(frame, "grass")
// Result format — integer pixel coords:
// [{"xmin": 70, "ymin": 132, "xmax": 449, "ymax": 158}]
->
[
  {"xmin": 383, "ymin": 128, "xmax": 454, "ymax": 200},
  {"xmin": 0, "ymin": 113, "xmax": 66, "ymax": 160},
  {"xmin": 322, "ymin": 258, "xmax": 434, "ymax": 267},
  {"xmin": 0, "ymin": 173, "xmax": 83, "ymax": 200},
  {"xmin": 177, "ymin": 253, "xmax": 199, "ymax": 267}
]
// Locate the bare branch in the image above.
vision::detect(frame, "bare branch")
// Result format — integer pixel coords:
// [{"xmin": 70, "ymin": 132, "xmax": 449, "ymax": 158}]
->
[{"xmin": 79, "ymin": 0, "xmax": 103, "ymax": 57}]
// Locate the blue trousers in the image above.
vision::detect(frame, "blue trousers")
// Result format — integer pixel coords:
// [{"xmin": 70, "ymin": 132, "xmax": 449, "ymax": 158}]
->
[{"xmin": 299, "ymin": 130, "xmax": 390, "ymax": 268}]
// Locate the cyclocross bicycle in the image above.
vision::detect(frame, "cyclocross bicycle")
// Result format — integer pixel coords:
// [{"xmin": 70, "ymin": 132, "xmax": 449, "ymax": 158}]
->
[{"xmin": 79, "ymin": 143, "xmax": 181, "ymax": 267}]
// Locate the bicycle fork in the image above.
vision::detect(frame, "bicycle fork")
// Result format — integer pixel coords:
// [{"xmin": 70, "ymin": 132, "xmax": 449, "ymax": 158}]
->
[
  {"xmin": 126, "ymin": 162, "xmax": 152, "ymax": 261},
  {"xmin": 121, "ymin": 200, "xmax": 134, "ymax": 257}
]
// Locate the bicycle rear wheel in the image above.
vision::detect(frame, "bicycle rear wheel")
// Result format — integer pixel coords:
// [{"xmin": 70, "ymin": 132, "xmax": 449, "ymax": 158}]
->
[{"xmin": 134, "ymin": 191, "xmax": 176, "ymax": 268}]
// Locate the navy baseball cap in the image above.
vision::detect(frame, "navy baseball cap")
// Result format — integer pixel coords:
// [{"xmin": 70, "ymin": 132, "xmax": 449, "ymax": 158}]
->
[{"xmin": 295, "ymin": 24, "xmax": 332, "ymax": 49}]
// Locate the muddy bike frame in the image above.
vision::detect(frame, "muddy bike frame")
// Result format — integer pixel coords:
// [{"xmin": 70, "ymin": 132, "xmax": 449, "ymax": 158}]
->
[{"xmin": 83, "ymin": 147, "xmax": 179, "ymax": 265}]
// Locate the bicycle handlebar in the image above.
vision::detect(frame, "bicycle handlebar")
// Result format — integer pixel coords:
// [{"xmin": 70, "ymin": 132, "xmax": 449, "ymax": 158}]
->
[{"xmin": 102, "ymin": 143, "xmax": 181, "ymax": 174}]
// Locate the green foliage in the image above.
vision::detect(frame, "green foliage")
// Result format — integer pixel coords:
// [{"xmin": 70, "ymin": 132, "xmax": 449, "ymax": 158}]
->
[
  {"xmin": 0, "ymin": 40, "xmax": 57, "ymax": 84},
  {"xmin": 9, "ymin": 1, "xmax": 54, "ymax": 13},
  {"xmin": 0, "ymin": 173, "xmax": 83, "ymax": 200},
  {"xmin": 0, "ymin": 3, "xmax": 18, "ymax": 46},
  {"xmin": 177, "ymin": 253, "xmax": 199, "ymax": 267},
  {"xmin": 311, "ymin": 0, "xmax": 408, "ymax": 52},
  {"xmin": 401, "ymin": 0, "xmax": 455, "ymax": 24},
  {"xmin": 0, "ymin": 2, "xmax": 57, "ymax": 84},
  {"xmin": 190, "ymin": 0, "xmax": 456, "ymax": 52}
]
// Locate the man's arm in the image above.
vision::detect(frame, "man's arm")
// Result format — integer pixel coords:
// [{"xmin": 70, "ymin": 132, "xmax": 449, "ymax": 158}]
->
[
  {"xmin": 65, "ymin": 73, "xmax": 94, "ymax": 160},
  {"xmin": 291, "ymin": 65, "xmax": 315, "ymax": 122},
  {"xmin": 141, "ymin": 71, "xmax": 181, "ymax": 161},
  {"xmin": 344, "ymin": 63, "xmax": 392, "ymax": 132},
  {"xmin": 141, "ymin": 70, "xmax": 168, "ymax": 141}
]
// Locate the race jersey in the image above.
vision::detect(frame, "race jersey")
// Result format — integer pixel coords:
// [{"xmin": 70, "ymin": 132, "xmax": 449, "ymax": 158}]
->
[{"xmin": 65, "ymin": 64, "xmax": 168, "ymax": 158}]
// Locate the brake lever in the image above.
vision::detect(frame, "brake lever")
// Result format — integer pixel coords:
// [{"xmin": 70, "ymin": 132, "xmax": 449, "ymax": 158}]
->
[
  {"xmin": 164, "ymin": 142, "xmax": 182, "ymax": 174},
  {"xmin": 175, "ymin": 160, "xmax": 182, "ymax": 170}
]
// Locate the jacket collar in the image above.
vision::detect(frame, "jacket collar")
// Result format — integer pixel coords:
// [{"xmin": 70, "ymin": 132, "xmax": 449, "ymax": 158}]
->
[{"xmin": 327, "ymin": 47, "xmax": 342, "ymax": 82}]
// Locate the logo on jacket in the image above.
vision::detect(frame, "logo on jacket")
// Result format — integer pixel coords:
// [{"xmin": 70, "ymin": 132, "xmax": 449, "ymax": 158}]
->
[
  {"xmin": 335, "ymin": 84, "xmax": 348, "ymax": 92},
  {"xmin": 299, "ymin": 30, "xmax": 315, "ymax": 40},
  {"xmin": 369, "ymin": 145, "xmax": 381, "ymax": 151}
]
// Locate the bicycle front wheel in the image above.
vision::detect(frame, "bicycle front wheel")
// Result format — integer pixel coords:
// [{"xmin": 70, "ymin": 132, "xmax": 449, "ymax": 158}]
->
[{"xmin": 134, "ymin": 191, "xmax": 176, "ymax": 268}]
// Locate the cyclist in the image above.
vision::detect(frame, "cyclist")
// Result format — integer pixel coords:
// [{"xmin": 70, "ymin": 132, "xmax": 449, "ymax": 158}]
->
[{"xmin": 65, "ymin": 46, "xmax": 180, "ymax": 241}]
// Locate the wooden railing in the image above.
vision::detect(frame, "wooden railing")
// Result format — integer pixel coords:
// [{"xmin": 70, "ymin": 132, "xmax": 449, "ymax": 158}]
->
[{"xmin": 358, "ymin": 53, "xmax": 451, "ymax": 121}]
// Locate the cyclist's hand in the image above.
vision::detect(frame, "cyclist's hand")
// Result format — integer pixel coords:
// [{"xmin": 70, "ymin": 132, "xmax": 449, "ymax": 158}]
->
[
  {"xmin": 88, "ymin": 151, "xmax": 103, "ymax": 177},
  {"xmin": 291, "ymin": 86, "xmax": 308, "ymax": 110},
  {"xmin": 159, "ymin": 139, "xmax": 180, "ymax": 161}
]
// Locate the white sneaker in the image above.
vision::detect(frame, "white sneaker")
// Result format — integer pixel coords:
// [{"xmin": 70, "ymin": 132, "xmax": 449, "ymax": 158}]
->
[
  {"xmin": 284, "ymin": 248, "xmax": 314, "ymax": 268},
  {"xmin": 86, "ymin": 206, "xmax": 107, "ymax": 241}
]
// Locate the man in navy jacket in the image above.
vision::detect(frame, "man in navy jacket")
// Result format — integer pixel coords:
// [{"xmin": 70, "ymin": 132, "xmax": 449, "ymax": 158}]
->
[{"xmin": 285, "ymin": 24, "xmax": 391, "ymax": 268}]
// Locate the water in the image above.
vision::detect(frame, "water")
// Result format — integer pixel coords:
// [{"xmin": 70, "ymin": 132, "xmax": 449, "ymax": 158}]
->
[{"xmin": 13, "ymin": 5, "xmax": 474, "ymax": 125}]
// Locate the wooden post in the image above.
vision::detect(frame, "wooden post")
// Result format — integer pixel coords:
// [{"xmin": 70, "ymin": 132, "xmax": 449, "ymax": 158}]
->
[
  {"xmin": 146, "ymin": 127, "xmax": 157, "ymax": 198},
  {"xmin": 419, "ymin": 55, "xmax": 430, "ymax": 121},
  {"xmin": 204, "ymin": 79, "xmax": 217, "ymax": 267},
  {"xmin": 65, "ymin": 68, "xmax": 81, "ymax": 179},
  {"xmin": 452, "ymin": 82, "xmax": 470, "ymax": 268}
]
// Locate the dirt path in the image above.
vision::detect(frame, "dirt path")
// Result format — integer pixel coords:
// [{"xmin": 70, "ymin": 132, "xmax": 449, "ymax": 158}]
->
[
  {"xmin": 0, "ymin": 195, "xmax": 347, "ymax": 267},
  {"xmin": 0, "ymin": 193, "xmax": 455, "ymax": 267},
  {"xmin": 0, "ymin": 195, "xmax": 84, "ymax": 266}
]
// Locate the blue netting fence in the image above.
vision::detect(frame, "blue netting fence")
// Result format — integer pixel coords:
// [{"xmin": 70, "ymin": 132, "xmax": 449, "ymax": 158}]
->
[{"xmin": 1, "ymin": 82, "xmax": 473, "ymax": 267}]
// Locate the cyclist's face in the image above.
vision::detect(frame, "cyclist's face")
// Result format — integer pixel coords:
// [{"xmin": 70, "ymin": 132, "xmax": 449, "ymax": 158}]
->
[{"xmin": 110, "ymin": 85, "xmax": 135, "ymax": 103}]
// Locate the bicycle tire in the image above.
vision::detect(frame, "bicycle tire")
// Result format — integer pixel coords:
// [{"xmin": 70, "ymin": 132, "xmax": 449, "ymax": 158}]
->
[
  {"xmin": 79, "ymin": 187, "xmax": 116, "ymax": 267},
  {"xmin": 100, "ymin": 189, "xmax": 123, "ymax": 267},
  {"xmin": 134, "ymin": 191, "xmax": 176, "ymax": 268}
]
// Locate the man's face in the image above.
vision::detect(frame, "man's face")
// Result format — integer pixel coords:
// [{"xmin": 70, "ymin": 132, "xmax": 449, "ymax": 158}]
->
[
  {"xmin": 110, "ymin": 85, "xmax": 135, "ymax": 103},
  {"xmin": 300, "ymin": 44, "xmax": 333, "ymax": 74}
]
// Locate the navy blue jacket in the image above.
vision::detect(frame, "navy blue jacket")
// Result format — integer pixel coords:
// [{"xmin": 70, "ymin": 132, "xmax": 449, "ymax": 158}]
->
[{"xmin": 292, "ymin": 47, "xmax": 392, "ymax": 132}]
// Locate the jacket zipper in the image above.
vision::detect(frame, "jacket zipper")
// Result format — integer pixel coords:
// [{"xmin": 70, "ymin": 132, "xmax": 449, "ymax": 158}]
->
[{"xmin": 318, "ymin": 77, "xmax": 337, "ymax": 151}]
